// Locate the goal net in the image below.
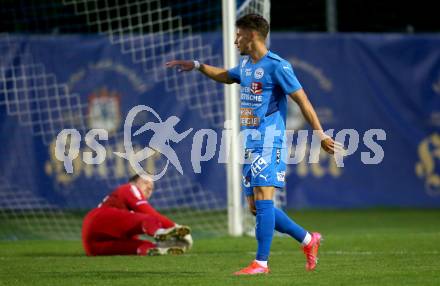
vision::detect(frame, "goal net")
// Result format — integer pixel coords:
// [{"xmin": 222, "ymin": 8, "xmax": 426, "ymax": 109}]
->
[{"xmin": 0, "ymin": 0, "xmax": 279, "ymax": 240}]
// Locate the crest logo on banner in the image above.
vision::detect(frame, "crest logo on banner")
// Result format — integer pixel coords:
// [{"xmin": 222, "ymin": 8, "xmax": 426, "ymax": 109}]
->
[
  {"xmin": 88, "ymin": 87, "xmax": 121, "ymax": 134},
  {"xmin": 415, "ymin": 133, "xmax": 440, "ymax": 196}
]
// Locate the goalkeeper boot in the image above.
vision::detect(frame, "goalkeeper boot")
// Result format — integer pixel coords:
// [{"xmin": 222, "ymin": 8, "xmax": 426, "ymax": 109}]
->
[
  {"xmin": 234, "ymin": 261, "xmax": 270, "ymax": 275},
  {"xmin": 302, "ymin": 232, "xmax": 322, "ymax": 271},
  {"xmin": 155, "ymin": 235, "xmax": 192, "ymax": 252},
  {"xmin": 147, "ymin": 246, "xmax": 185, "ymax": 256},
  {"xmin": 154, "ymin": 225, "xmax": 191, "ymax": 241}
]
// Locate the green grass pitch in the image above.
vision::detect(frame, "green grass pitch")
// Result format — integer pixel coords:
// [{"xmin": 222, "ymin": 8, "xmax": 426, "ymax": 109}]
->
[{"xmin": 1, "ymin": 209, "xmax": 439, "ymax": 286}]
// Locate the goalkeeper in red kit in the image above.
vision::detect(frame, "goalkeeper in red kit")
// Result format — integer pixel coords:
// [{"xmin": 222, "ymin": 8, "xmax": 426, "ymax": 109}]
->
[{"xmin": 82, "ymin": 174, "xmax": 192, "ymax": 256}]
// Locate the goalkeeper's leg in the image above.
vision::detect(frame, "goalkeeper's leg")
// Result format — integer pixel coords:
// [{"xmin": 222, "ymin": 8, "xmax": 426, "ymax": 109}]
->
[
  {"xmin": 87, "ymin": 239, "xmax": 154, "ymax": 255},
  {"xmin": 83, "ymin": 207, "xmax": 163, "ymax": 239},
  {"xmin": 82, "ymin": 208, "xmax": 162, "ymax": 255},
  {"xmin": 83, "ymin": 208, "xmax": 188, "ymax": 256}
]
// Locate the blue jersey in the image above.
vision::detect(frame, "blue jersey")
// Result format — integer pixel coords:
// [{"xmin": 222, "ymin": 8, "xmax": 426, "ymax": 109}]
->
[{"xmin": 228, "ymin": 51, "xmax": 302, "ymax": 149}]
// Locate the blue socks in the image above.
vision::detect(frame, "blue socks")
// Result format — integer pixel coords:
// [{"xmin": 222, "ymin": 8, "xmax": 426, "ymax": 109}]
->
[
  {"xmin": 274, "ymin": 207, "xmax": 307, "ymax": 243},
  {"xmin": 255, "ymin": 200, "xmax": 275, "ymax": 261},
  {"xmin": 254, "ymin": 200, "xmax": 308, "ymax": 261}
]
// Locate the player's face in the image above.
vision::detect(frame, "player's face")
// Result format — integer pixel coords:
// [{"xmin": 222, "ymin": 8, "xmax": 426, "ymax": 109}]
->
[
  {"xmin": 136, "ymin": 179, "xmax": 154, "ymax": 199},
  {"xmin": 234, "ymin": 28, "xmax": 252, "ymax": 55}
]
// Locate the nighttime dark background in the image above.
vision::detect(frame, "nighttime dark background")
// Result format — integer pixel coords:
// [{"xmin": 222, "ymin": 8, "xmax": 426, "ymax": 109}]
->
[
  {"xmin": 271, "ymin": 0, "xmax": 439, "ymax": 32},
  {"xmin": 0, "ymin": 0, "xmax": 439, "ymax": 34}
]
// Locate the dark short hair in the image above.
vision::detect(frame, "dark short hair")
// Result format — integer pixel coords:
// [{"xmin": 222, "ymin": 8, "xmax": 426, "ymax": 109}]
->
[
  {"xmin": 236, "ymin": 14, "xmax": 269, "ymax": 39},
  {"xmin": 129, "ymin": 174, "xmax": 140, "ymax": 183}
]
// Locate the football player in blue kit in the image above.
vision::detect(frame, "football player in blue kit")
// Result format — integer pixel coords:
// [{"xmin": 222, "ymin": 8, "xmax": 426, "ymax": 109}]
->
[{"xmin": 166, "ymin": 13, "xmax": 342, "ymax": 275}]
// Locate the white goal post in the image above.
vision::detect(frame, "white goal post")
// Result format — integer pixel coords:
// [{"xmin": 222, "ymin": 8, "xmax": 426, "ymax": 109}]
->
[{"xmin": 222, "ymin": 0, "xmax": 242, "ymax": 236}]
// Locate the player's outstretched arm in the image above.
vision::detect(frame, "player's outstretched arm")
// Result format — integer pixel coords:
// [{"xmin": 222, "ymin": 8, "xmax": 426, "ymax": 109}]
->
[
  {"xmin": 166, "ymin": 60, "xmax": 235, "ymax": 84},
  {"xmin": 289, "ymin": 88, "xmax": 344, "ymax": 154}
]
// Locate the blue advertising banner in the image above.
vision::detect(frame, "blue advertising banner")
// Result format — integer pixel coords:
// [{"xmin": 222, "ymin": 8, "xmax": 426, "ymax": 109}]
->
[
  {"xmin": 269, "ymin": 33, "xmax": 440, "ymax": 208},
  {"xmin": 0, "ymin": 33, "xmax": 439, "ymax": 211}
]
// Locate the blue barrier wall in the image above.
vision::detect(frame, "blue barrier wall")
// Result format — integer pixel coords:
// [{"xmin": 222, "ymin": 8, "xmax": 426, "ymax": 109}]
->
[
  {"xmin": 1, "ymin": 33, "xmax": 439, "ymax": 210},
  {"xmin": 269, "ymin": 33, "xmax": 440, "ymax": 208}
]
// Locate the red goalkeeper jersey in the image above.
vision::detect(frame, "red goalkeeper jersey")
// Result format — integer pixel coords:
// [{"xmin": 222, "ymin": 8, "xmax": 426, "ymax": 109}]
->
[{"xmin": 99, "ymin": 183, "xmax": 174, "ymax": 228}]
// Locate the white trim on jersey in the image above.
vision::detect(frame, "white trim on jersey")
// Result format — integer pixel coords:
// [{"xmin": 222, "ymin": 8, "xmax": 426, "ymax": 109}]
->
[
  {"xmin": 97, "ymin": 195, "xmax": 109, "ymax": 208},
  {"xmin": 135, "ymin": 201, "xmax": 148, "ymax": 206},
  {"xmin": 130, "ymin": 185, "xmax": 143, "ymax": 200}
]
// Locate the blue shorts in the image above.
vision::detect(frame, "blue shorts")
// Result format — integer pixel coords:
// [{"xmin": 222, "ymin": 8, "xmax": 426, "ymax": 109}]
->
[{"xmin": 242, "ymin": 147, "xmax": 287, "ymax": 197}]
